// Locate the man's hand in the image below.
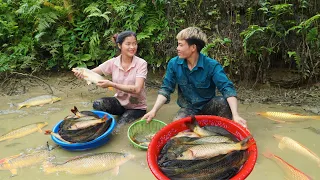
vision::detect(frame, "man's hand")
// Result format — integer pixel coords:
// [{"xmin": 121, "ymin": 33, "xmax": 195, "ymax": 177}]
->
[
  {"xmin": 233, "ymin": 115, "xmax": 248, "ymax": 128},
  {"xmin": 141, "ymin": 110, "xmax": 156, "ymax": 123}
]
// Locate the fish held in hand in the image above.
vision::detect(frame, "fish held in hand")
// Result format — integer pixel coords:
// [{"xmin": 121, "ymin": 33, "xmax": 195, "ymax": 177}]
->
[
  {"xmin": 274, "ymin": 134, "xmax": 320, "ymax": 166},
  {"xmin": 0, "ymin": 122, "xmax": 48, "ymax": 142},
  {"xmin": 72, "ymin": 67, "xmax": 113, "ymax": 90},
  {"xmin": 263, "ymin": 151, "xmax": 312, "ymax": 180},
  {"xmin": 43, "ymin": 152, "xmax": 134, "ymax": 175},
  {"xmin": 257, "ymin": 111, "xmax": 320, "ymax": 123},
  {"xmin": 16, "ymin": 95, "xmax": 61, "ymax": 109}
]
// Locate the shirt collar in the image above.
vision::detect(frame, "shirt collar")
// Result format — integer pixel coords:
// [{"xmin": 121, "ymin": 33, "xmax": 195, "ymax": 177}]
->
[
  {"xmin": 114, "ymin": 55, "xmax": 137, "ymax": 71},
  {"xmin": 177, "ymin": 53, "xmax": 205, "ymax": 70}
]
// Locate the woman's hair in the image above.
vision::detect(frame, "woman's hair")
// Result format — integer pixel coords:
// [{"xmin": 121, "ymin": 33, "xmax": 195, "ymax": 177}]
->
[
  {"xmin": 112, "ymin": 31, "xmax": 137, "ymax": 45},
  {"xmin": 176, "ymin": 27, "xmax": 208, "ymax": 52}
]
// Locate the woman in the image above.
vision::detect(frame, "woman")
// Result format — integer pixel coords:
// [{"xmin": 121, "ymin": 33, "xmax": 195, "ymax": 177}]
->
[{"xmin": 74, "ymin": 31, "xmax": 148, "ymax": 125}]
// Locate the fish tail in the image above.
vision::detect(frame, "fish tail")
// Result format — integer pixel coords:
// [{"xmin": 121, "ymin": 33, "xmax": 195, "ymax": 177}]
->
[
  {"xmin": 71, "ymin": 106, "xmax": 79, "ymax": 115},
  {"xmin": 42, "ymin": 161, "xmax": 59, "ymax": 174},
  {"xmin": 311, "ymin": 116, "xmax": 320, "ymax": 120},
  {"xmin": 240, "ymin": 135, "xmax": 255, "ymax": 149},
  {"xmin": 185, "ymin": 116, "xmax": 197, "ymax": 130},
  {"xmin": 262, "ymin": 151, "xmax": 274, "ymax": 159},
  {"xmin": 102, "ymin": 115, "xmax": 109, "ymax": 122},
  {"xmin": 16, "ymin": 103, "xmax": 24, "ymax": 110}
]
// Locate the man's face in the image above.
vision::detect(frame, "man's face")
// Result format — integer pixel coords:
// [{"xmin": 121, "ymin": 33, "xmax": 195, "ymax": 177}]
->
[{"xmin": 176, "ymin": 39, "xmax": 194, "ymax": 59}]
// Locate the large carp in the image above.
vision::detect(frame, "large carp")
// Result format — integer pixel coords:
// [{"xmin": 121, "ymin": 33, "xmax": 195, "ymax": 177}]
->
[
  {"xmin": 0, "ymin": 122, "xmax": 48, "ymax": 142},
  {"xmin": 0, "ymin": 150, "xmax": 50, "ymax": 176},
  {"xmin": 176, "ymin": 136, "xmax": 254, "ymax": 160},
  {"xmin": 72, "ymin": 67, "xmax": 113, "ymax": 90},
  {"xmin": 43, "ymin": 152, "xmax": 134, "ymax": 175},
  {"xmin": 17, "ymin": 95, "xmax": 61, "ymax": 109}
]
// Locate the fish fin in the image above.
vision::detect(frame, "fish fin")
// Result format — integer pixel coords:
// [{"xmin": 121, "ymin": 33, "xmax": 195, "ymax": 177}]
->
[
  {"xmin": 240, "ymin": 135, "xmax": 255, "ymax": 149},
  {"xmin": 71, "ymin": 106, "xmax": 78, "ymax": 115},
  {"xmin": 111, "ymin": 166, "xmax": 120, "ymax": 176},
  {"xmin": 37, "ymin": 128, "xmax": 43, "ymax": 133},
  {"xmin": 9, "ymin": 169, "xmax": 17, "ymax": 176},
  {"xmin": 262, "ymin": 150, "xmax": 274, "ymax": 159},
  {"xmin": 278, "ymin": 141, "xmax": 286, "ymax": 150},
  {"xmin": 185, "ymin": 116, "xmax": 197, "ymax": 131},
  {"xmin": 26, "ymin": 105, "xmax": 30, "ymax": 108},
  {"xmin": 266, "ymin": 117, "xmax": 286, "ymax": 123}
]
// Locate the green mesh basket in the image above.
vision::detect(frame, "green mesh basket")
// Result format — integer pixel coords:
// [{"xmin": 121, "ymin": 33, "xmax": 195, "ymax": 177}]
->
[{"xmin": 127, "ymin": 119, "xmax": 167, "ymax": 150}]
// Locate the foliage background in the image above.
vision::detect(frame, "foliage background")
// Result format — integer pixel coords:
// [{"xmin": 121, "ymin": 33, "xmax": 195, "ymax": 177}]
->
[{"xmin": 0, "ymin": 0, "xmax": 319, "ymax": 84}]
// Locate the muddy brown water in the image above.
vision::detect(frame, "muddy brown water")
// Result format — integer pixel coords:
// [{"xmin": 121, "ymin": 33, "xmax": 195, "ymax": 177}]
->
[{"xmin": 0, "ymin": 85, "xmax": 320, "ymax": 180}]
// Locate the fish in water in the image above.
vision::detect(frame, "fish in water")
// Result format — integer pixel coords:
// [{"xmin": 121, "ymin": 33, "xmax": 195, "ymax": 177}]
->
[
  {"xmin": 0, "ymin": 150, "xmax": 50, "ymax": 176},
  {"xmin": 16, "ymin": 95, "xmax": 61, "ymax": 109},
  {"xmin": 257, "ymin": 111, "xmax": 320, "ymax": 123},
  {"xmin": 304, "ymin": 127, "xmax": 320, "ymax": 135},
  {"xmin": 273, "ymin": 134, "xmax": 320, "ymax": 166},
  {"xmin": 176, "ymin": 136, "xmax": 254, "ymax": 160},
  {"xmin": 43, "ymin": 152, "xmax": 134, "ymax": 175},
  {"xmin": 72, "ymin": 67, "xmax": 113, "ymax": 90},
  {"xmin": 263, "ymin": 151, "xmax": 312, "ymax": 180},
  {"xmin": 0, "ymin": 122, "xmax": 48, "ymax": 142},
  {"xmin": 131, "ymin": 133, "xmax": 155, "ymax": 148},
  {"xmin": 44, "ymin": 130, "xmax": 71, "ymax": 144}
]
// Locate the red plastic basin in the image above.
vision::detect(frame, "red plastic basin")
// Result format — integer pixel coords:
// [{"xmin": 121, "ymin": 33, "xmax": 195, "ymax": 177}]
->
[{"xmin": 147, "ymin": 115, "xmax": 257, "ymax": 180}]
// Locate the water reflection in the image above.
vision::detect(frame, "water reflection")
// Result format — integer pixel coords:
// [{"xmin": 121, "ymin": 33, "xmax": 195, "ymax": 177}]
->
[{"xmin": 0, "ymin": 89, "xmax": 319, "ymax": 180}]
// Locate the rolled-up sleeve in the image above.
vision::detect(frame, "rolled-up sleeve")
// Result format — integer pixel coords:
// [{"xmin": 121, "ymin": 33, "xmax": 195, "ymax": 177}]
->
[
  {"xmin": 212, "ymin": 63, "xmax": 237, "ymax": 98},
  {"xmin": 158, "ymin": 59, "xmax": 177, "ymax": 104}
]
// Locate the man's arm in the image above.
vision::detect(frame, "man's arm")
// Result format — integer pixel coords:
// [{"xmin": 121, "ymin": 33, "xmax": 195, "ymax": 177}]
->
[
  {"xmin": 227, "ymin": 96, "xmax": 247, "ymax": 128},
  {"xmin": 141, "ymin": 94, "xmax": 168, "ymax": 122}
]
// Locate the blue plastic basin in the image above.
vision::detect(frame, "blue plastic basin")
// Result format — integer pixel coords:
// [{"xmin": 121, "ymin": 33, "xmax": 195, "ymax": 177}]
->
[{"xmin": 51, "ymin": 110, "xmax": 116, "ymax": 151}]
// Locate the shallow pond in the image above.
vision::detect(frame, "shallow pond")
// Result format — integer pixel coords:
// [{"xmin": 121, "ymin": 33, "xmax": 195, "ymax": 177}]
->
[{"xmin": 0, "ymin": 87, "xmax": 319, "ymax": 180}]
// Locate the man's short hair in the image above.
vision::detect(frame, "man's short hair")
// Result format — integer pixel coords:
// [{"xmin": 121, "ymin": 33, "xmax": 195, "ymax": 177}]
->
[{"xmin": 176, "ymin": 27, "xmax": 208, "ymax": 52}]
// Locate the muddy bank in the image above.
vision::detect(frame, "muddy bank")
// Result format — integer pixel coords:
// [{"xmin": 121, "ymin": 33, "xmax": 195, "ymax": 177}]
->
[{"xmin": 1, "ymin": 71, "xmax": 319, "ymax": 115}]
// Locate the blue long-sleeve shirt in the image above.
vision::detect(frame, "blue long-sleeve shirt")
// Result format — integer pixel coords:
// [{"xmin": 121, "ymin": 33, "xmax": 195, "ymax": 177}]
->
[{"xmin": 158, "ymin": 53, "xmax": 237, "ymax": 112}]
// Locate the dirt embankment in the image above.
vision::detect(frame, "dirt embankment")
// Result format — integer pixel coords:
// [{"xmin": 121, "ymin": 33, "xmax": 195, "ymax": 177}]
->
[{"xmin": 1, "ymin": 71, "xmax": 319, "ymax": 115}]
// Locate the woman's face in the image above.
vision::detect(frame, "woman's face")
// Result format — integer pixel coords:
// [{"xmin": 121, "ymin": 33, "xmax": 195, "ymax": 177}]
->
[
  {"xmin": 176, "ymin": 39, "xmax": 194, "ymax": 59},
  {"xmin": 119, "ymin": 35, "xmax": 137, "ymax": 58}
]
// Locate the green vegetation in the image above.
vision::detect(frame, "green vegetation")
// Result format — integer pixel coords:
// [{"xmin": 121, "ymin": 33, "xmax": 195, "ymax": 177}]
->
[{"xmin": 0, "ymin": 0, "xmax": 319, "ymax": 83}]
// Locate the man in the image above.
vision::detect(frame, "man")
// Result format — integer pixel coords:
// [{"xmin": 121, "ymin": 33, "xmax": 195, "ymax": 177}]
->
[{"xmin": 142, "ymin": 27, "xmax": 247, "ymax": 128}]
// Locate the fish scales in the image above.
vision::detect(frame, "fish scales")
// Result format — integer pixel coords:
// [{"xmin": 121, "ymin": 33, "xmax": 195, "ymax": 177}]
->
[
  {"xmin": 17, "ymin": 95, "xmax": 61, "ymax": 109},
  {"xmin": 263, "ymin": 152, "xmax": 312, "ymax": 180},
  {"xmin": 0, "ymin": 150, "xmax": 50, "ymax": 175},
  {"xmin": 44, "ymin": 152, "xmax": 134, "ymax": 175},
  {"xmin": 0, "ymin": 122, "xmax": 48, "ymax": 142},
  {"xmin": 274, "ymin": 135, "xmax": 320, "ymax": 166}
]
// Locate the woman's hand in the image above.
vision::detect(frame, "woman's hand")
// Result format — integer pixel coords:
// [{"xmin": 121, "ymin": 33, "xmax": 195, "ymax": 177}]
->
[
  {"xmin": 73, "ymin": 70, "xmax": 84, "ymax": 79},
  {"xmin": 233, "ymin": 115, "xmax": 248, "ymax": 128},
  {"xmin": 141, "ymin": 110, "xmax": 156, "ymax": 123},
  {"xmin": 97, "ymin": 80, "xmax": 114, "ymax": 89}
]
